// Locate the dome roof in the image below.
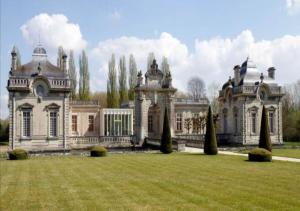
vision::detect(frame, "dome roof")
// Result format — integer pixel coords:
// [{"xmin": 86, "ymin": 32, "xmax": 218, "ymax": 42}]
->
[{"xmin": 33, "ymin": 45, "xmax": 47, "ymax": 55}]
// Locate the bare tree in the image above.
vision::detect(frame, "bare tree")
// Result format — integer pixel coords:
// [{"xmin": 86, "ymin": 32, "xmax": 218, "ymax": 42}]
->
[
  {"xmin": 184, "ymin": 118, "xmax": 193, "ymax": 134},
  {"xmin": 187, "ymin": 76, "xmax": 206, "ymax": 100},
  {"xmin": 207, "ymin": 82, "xmax": 221, "ymax": 113}
]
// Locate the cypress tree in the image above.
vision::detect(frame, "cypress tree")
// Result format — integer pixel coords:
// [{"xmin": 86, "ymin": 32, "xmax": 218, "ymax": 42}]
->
[
  {"xmin": 128, "ymin": 54, "xmax": 138, "ymax": 100},
  {"xmin": 107, "ymin": 54, "xmax": 119, "ymax": 108},
  {"xmin": 160, "ymin": 107, "xmax": 172, "ymax": 154},
  {"xmin": 118, "ymin": 55, "xmax": 129, "ymax": 105},
  {"xmin": 259, "ymin": 106, "xmax": 272, "ymax": 152},
  {"xmin": 69, "ymin": 50, "xmax": 77, "ymax": 99},
  {"xmin": 79, "ymin": 50, "xmax": 90, "ymax": 100},
  {"xmin": 204, "ymin": 106, "xmax": 218, "ymax": 155}
]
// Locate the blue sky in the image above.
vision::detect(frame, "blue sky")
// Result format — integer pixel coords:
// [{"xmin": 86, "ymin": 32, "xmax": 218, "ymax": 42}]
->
[{"xmin": 1, "ymin": 0, "xmax": 300, "ymax": 118}]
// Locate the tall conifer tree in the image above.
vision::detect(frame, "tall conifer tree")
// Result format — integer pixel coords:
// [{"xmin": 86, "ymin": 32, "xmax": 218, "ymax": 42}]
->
[
  {"xmin": 107, "ymin": 54, "xmax": 119, "ymax": 108},
  {"xmin": 128, "ymin": 54, "xmax": 138, "ymax": 100},
  {"xmin": 79, "ymin": 50, "xmax": 90, "ymax": 100},
  {"xmin": 69, "ymin": 50, "xmax": 77, "ymax": 99},
  {"xmin": 259, "ymin": 106, "xmax": 272, "ymax": 152},
  {"xmin": 118, "ymin": 55, "xmax": 128, "ymax": 105}
]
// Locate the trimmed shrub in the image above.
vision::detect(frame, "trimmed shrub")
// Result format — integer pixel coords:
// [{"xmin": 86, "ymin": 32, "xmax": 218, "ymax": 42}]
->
[
  {"xmin": 9, "ymin": 149, "xmax": 29, "ymax": 160},
  {"xmin": 204, "ymin": 106, "xmax": 218, "ymax": 155},
  {"xmin": 259, "ymin": 105, "xmax": 272, "ymax": 152},
  {"xmin": 90, "ymin": 146, "xmax": 107, "ymax": 157},
  {"xmin": 160, "ymin": 107, "xmax": 172, "ymax": 154},
  {"xmin": 248, "ymin": 148, "xmax": 272, "ymax": 162}
]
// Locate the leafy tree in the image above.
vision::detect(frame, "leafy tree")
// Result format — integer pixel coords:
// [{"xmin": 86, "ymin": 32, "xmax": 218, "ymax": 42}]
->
[
  {"xmin": 69, "ymin": 50, "xmax": 77, "ymax": 99},
  {"xmin": 147, "ymin": 52, "xmax": 155, "ymax": 71},
  {"xmin": 118, "ymin": 55, "xmax": 129, "ymax": 105},
  {"xmin": 128, "ymin": 54, "xmax": 138, "ymax": 100},
  {"xmin": 282, "ymin": 81, "xmax": 300, "ymax": 142},
  {"xmin": 204, "ymin": 106, "xmax": 218, "ymax": 155},
  {"xmin": 107, "ymin": 54, "xmax": 119, "ymax": 108},
  {"xmin": 160, "ymin": 107, "xmax": 172, "ymax": 154},
  {"xmin": 187, "ymin": 76, "xmax": 206, "ymax": 100},
  {"xmin": 57, "ymin": 46, "xmax": 64, "ymax": 69},
  {"xmin": 91, "ymin": 91, "xmax": 107, "ymax": 108},
  {"xmin": 259, "ymin": 106, "xmax": 272, "ymax": 152},
  {"xmin": 79, "ymin": 50, "xmax": 90, "ymax": 100}
]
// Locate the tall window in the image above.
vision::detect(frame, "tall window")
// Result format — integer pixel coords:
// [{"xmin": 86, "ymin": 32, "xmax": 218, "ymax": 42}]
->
[
  {"xmin": 269, "ymin": 112, "xmax": 275, "ymax": 133},
  {"xmin": 148, "ymin": 115, "xmax": 153, "ymax": 132},
  {"xmin": 72, "ymin": 115, "xmax": 77, "ymax": 132},
  {"xmin": 176, "ymin": 113, "xmax": 183, "ymax": 131},
  {"xmin": 223, "ymin": 109, "xmax": 228, "ymax": 133},
  {"xmin": 251, "ymin": 112, "xmax": 256, "ymax": 134},
  {"xmin": 88, "ymin": 115, "xmax": 94, "ymax": 132},
  {"xmin": 49, "ymin": 112, "xmax": 57, "ymax": 137},
  {"xmin": 23, "ymin": 111, "xmax": 31, "ymax": 137}
]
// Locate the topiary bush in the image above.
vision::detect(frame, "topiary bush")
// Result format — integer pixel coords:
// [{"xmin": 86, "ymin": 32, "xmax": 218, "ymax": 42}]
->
[
  {"xmin": 9, "ymin": 149, "xmax": 29, "ymax": 160},
  {"xmin": 90, "ymin": 146, "xmax": 107, "ymax": 157},
  {"xmin": 248, "ymin": 148, "xmax": 272, "ymax": 162},
  {"xmin": 204, "ymin": 106, "xmax": 218, "ymax": 155},
  {"xmin": 259, "ymin": 105, "xmax": 272, "ymax": 152},
  {"xmin": 160, "ymin": 107, "xmax": 173, "ymax": 154}
]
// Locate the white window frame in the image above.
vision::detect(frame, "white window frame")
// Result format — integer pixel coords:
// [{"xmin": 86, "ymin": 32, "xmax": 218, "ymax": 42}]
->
[
  {"xmin": 88, "ymin": 115, "xmax": 95, "ymax": 132},
  {"xmin": 49, "ymin": 111, "xmax": 58, "ymax": 137},
  {"xmin": 176, "ymin": 113, "xmax": 183, "ymax": 131},
  {"xmin": 22, "ymin": 110, "xmax": 32, "ymax": 138},
  {"xmin": 72, "ymin": 115, "xmax": 78, "ymax": 132}
]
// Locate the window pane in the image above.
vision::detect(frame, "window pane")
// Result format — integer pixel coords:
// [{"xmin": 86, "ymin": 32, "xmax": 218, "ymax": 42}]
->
[
  {"xmin": 88, "ymin": 115, "xmax": 94, "ymax": 132},
  {"xmin": 72, "ymin": 115, "xmax": 77, "ymax": 132},
  {"xmin": 23, "ymin": 111, "xmax": 31, "ymax": 137},
  {"xmin": 50, "ymin": 112, "xmax": 57, "ymax": 137}
]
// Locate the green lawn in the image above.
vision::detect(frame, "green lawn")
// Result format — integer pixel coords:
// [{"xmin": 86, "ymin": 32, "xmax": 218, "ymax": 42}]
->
[
  {"xmin": 238, "ymin": 148, "xmax": 300, "ymax": 159},
  {"xmin": 1, "ymin": 153, "xmax": 300, "ymax": 211},
  {"xmin": 272, "ymin": 149, "xmax": 300, "ymax": 159}
]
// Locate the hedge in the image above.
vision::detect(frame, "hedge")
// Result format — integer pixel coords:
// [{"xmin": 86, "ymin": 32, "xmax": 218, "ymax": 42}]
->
[
  {"xmin": 9, "ymin": 149, "xmax": 29, "ymax": 160},
  {"xmin": 248, "ymin": 148, "xmax": 272, "ymax": 162},
  {"xmin": 90, "ymin": 146, "xmax": 107, "ymax": 157}
]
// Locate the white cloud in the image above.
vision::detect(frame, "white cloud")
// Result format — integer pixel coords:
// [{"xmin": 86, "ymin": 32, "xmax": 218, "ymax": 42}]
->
[
  {"xmin": 90, "ymin": 30, "xmax": 300, "ymax": 93},
  {"xmin": 109, "ymin": 10, "xmax": 121, "ymax": 21},
  {"xmin": 20, "ymin": 13, "xmax": 87, "ymax": 52},
  {"xmin": 286, "ymin": 0, "xmax": 300, "ymax": 14}
]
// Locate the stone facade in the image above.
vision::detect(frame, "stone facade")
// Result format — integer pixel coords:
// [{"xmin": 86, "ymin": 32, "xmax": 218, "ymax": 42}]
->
[
  {"xmin": 7, "ymin": 46, "xmax": 284, "ymax": 151},
  {"xmin": 218, "ymin": 57, "xmax": 284, "ymax": 145},
  {"xmin": 7, "ymin": 46, "xmax": 71, "ymax": 151}
]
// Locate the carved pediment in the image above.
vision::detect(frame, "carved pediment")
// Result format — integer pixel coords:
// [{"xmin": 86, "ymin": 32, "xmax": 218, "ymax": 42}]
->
[
  {"xmin": 45, "ymin": 103, "xmax": 60, "ymax": 110},
  {"xmin": 18, "ymin": 103, "xmax": 34, "ymax": 110}
]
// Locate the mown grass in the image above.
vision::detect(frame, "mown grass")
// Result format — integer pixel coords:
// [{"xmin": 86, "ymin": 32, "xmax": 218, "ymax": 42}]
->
[
  {"xmin": 272, "ymin": 149, "xmax": 300, "ymax": 159},
  {"xmin": 239, "ymin": 148, "xmax": 300, "ymax": 159},
  {"xmin": 1, "ymin": 153, "xmax": 300, "ymax": 210}
]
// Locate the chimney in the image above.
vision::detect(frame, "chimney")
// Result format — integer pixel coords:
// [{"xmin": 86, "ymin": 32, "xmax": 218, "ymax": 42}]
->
[
  {"xmin": 268, "ymin": 67, "xmax": 275, "ymax": 79},
  {"xmin": 62, "ymin": 53, "xmax": 68, "ymax": 74},
  {"xmin": 11, "ymin": 47, "xmax": 17, "ymax": 71},
  {"xmin": 233, "ymin": 65, "xmax": 240, "ymax": 86}
]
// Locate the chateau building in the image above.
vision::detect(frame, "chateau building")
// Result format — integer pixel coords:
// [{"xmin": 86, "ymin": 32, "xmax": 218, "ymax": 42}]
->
[
  {"xmin": 6, "ymin": 46, "xmax": 283, "ymax": 151},
  {"xmin": 218, "ymin": 57, "xmax": 284, "ymax": 145}
]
